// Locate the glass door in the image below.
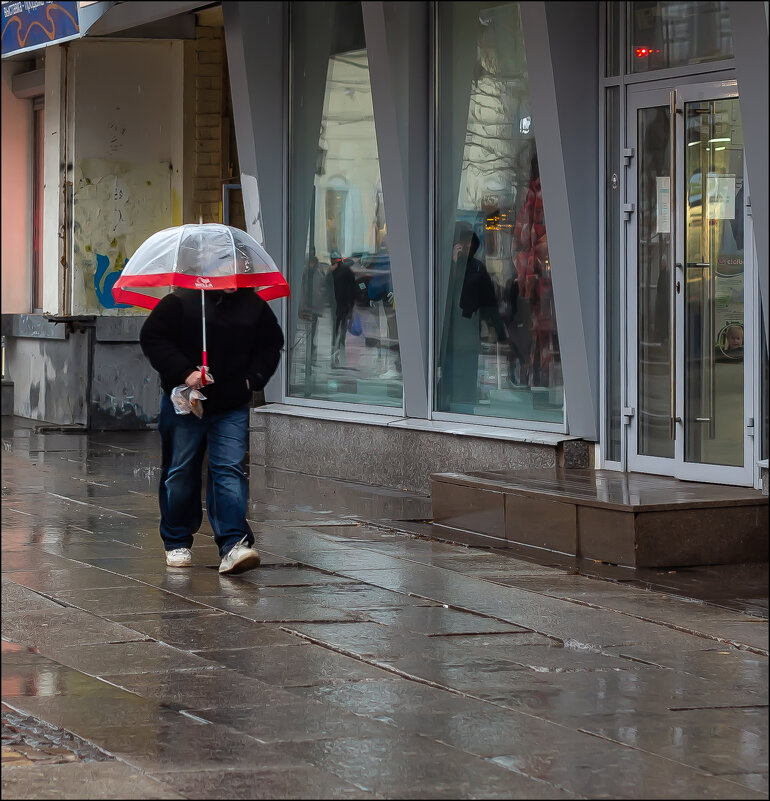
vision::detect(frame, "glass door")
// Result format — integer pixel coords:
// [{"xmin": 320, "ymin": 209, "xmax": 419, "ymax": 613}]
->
[{"xmin": 627, "ymin": 80, "xmax": 754, "ymax": 485}]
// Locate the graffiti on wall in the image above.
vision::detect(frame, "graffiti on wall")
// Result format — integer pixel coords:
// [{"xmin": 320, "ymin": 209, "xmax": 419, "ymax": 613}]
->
[
  {"xmin": 73, "ymin": 158, "xmax": 172, "ymax": 315},
  {"xmin": 94, "ymin": 253, "xmax": 130, "ymax": 309}
]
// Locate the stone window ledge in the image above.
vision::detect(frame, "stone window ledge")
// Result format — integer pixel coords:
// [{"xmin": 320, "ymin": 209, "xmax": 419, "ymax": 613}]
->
[{"xmin": 251, "ymin": 403, "xmax": 580, "ymax": 446}]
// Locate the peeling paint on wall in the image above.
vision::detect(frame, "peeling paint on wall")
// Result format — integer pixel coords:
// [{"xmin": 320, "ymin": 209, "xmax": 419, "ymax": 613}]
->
[{"xmin": 72, "ymin": 158, "xmax": 172, "ymax": 315}]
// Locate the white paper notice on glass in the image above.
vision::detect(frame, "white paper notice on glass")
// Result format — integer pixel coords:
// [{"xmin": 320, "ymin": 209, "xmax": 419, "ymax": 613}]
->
[
  {"xmin": 656, "ymin": 176, "xmax": 670, "ymax": 234},
  {"xmin": 707, "ymin": 173, "xmax": 736, "ymax": 220}
]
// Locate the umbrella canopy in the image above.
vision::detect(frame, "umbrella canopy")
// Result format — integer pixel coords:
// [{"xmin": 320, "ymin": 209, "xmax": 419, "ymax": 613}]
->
[{"xmin": 112, "ymin": 223, "xmax": 290, "ymax": 310}]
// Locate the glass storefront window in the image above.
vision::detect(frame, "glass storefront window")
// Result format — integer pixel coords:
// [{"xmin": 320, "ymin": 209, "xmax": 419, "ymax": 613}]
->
[
  {"xmin": 435, "ymin": 1, "xmax": 564, "ymax": 424},
  {"xmin": 605, "ymin": 87, "xmax": 622, "ymax": 461},
  {"xmin": 606, "ymin": 1, "xmax": 621, "ymax": 77},
  {"xmin": 288, "ymin": 1, "xmax": 402, "ymax": 406},
  {"xmin": 629, "ymin": 2, "xmax": 733, "ymax": 74},
  {"xmin": 636, "ymin": 104, "xmax": 674, "ymax": 459}
]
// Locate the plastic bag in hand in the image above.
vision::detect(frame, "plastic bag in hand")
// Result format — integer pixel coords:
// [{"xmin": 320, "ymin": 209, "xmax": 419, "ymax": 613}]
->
[{"xmin": 170, "ymin": 385, "xmax": 207, "ymax": 418}]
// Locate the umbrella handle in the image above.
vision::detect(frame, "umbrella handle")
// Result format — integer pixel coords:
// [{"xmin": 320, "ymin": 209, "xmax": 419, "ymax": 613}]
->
[{"xmin": 200, "ymin": 289, "xmax": 208, "ymax": 386}]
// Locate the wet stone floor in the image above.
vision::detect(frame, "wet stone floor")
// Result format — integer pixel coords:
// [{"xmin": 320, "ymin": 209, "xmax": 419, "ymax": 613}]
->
[{"xmin": 1, "ymin": 415, "xmax": 768, "ymax": 800}]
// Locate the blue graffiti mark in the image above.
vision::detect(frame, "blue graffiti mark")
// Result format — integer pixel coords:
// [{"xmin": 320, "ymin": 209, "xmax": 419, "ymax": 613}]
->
[{"xmin": 94, "ymin": 253, "xmax": 130, "ymax": 308}]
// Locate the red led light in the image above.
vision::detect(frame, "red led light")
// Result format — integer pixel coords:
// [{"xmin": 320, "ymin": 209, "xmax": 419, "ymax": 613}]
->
[{"xmin": 635, "ymin": 46, "xmax": 660, "ymax": 57}]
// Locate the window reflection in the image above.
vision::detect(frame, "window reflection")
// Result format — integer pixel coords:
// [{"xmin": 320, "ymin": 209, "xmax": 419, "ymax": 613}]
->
[
  {"xmin": 288, "ymin": 1, "xmax": 402, "ymax": 406},
  {"xmin": 629, "ymin": 1, "xmax": 733, "ymax": 74},
  {"xmin": 436, "ymin": 1, "xmax": 563, "ymax": 423}
]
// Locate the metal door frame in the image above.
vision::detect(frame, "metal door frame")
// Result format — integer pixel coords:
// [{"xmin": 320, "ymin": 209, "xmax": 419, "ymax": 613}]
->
[{"xmin": 626, "ymin": 78, "xmax": 755, "ymax": 485}]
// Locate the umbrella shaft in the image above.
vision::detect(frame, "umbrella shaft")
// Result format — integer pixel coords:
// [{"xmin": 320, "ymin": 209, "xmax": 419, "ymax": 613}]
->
[
  {"xmin": 201, "ymin": 289, "xmax": 208, "ymax": 385},
  {"xmin": 201, "ymin": 290, "xmax": 207, "ymax": 352}
]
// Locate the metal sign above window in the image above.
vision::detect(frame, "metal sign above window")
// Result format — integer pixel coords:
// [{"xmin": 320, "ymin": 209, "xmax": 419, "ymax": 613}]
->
[{"xmin": 1, "ymin": 1, "xmax": 81, "ymax": 59}]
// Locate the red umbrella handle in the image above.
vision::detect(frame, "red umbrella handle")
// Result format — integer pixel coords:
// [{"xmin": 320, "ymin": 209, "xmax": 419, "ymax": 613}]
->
[{"xmin": 200, "ymin": 289, "xmax": 208, "ymax": 386}]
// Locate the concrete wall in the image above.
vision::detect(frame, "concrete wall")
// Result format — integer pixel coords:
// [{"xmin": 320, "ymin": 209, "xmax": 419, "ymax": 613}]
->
[
  {"xmin": 4, "ymin": 317, "xmax": 88, "ymax": 424},
  {"xmin": 90, "ymin": 317, "xmax": 162, "ymax": 429},
  {"xmin": 69, "ymin": 39, "xmax": 184, "ymax": 317},
  {"xmin": 1, "ymin": 61, "xmax": 33, "ymax": 314}
]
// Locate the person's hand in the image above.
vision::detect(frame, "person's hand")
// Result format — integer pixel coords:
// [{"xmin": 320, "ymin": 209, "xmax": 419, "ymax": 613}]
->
[
  {"xmin": 452, "ymin": 243, "xmax": 463, "ymax": 263},
  {"xmin": 185, "ymin": 370, "xmax": 203, "ymax": 390}
]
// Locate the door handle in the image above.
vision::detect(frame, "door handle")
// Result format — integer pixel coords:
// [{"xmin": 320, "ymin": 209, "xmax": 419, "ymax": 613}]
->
[{"xmin": 668, "ymin": 90, "xmax": 677, "ymax": 441}]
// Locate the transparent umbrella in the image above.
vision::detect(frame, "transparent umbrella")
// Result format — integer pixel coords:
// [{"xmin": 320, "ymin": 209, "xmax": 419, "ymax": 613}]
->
[{"xmin": 113, "ymin": 223, "xmax": 290, "ymax": 383}]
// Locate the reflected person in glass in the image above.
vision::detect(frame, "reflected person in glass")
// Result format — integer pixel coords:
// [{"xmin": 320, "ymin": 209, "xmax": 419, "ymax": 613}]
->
[
  {"xmin": 298, "ymin": 251, "xmax": 328, "ymax": 367},
  {"xmin": 367, "ymin": 238, "xmax": 400, "ymax": 380},
  {"xmin": 439, "ymin": 223, "xmax": 501, "ymax": 410},
  {"xmin": 512, "ymin": 156, "xmax": 555, "ymax": 388},
  {"xmin": 327, "ymin": 254, "xmax": 357, "ymax": 369}
]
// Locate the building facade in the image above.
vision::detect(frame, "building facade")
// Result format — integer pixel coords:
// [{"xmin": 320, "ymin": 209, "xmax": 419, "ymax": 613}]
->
[{"xmin": 2, "ymin": 1, "xmax": 768, "ymax": 493}]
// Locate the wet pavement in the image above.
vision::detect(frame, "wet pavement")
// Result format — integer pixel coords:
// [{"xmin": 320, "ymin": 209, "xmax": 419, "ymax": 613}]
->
[{"xmin": 1, "ymin": 415, "xmax": 768, "ymax": 799}]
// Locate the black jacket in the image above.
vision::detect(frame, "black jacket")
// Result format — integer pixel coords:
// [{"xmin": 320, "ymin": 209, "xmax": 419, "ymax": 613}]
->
[{"xmin": 140, "ymin": 288, "xmax": 284, "ymax": 415}]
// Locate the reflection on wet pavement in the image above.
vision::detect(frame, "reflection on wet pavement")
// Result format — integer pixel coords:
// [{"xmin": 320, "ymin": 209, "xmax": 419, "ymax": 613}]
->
[{"xmin": 1, "ymin": 416, "xmax": 768, "ymax": 799}]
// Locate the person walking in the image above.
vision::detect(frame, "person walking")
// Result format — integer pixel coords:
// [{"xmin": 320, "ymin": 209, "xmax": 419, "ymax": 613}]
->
[{"xmin": 140, "ymin": 287, "xmax": 284, "ymax": 574}]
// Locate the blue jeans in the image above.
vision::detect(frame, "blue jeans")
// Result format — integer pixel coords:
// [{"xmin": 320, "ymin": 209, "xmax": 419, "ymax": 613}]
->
[{"xmin": 157, "ymin": 394, "xmax": 253, "ymax": 557}]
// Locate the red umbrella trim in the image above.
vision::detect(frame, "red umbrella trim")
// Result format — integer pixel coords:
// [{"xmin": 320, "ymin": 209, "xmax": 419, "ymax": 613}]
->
[{"xmin": 113, "ymin": 271, "xmax": 290, "ymax": 309}]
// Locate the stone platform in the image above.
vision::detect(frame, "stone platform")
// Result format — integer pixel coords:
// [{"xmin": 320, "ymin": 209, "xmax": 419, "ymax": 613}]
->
[{"xmin": 431, "ymin": 469, "xmax": 769, "ymax": 568}]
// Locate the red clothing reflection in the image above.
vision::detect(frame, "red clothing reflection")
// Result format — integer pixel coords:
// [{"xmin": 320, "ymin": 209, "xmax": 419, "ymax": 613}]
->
[{"xmin": 513, "ymin": 175, "xmax": 555, "ymax": 387}]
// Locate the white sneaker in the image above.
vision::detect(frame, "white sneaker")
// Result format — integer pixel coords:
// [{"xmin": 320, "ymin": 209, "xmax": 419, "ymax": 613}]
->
[
  {"xmin": 165, "ymin": 547, "xmax": 192, "ymax": 568},
  {"xmin": 379, "ymin": 367, "xmax": 400, "ymax": 380},
  {"xmin": 218, "ymin": 536, "xmax": 260, "ymax": 575}
]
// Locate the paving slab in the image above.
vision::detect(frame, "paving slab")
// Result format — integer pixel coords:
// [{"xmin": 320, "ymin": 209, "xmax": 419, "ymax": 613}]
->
[
  {"xmin": 473, "ymin": 666, "xmax": 765, "ymax": 721},
  {"xmin": 148, "ymin": 766, "xmax": 381, "ymax": 800},
  {"xmin": 50, "ymin": 586, "xmax": 211, "ymax": 616},
  {"xmin": 288, "ymin": 679, "xmax": 496, "ymax": 720},
  {"xmin": 600, "ymin": 644, "xmax": 770, "ymax": 691},
  {"xmin": 8, "ymin": 695, "xmax": 183, "ymax": 737},
  {"xmin": 489, "ymin": 748, "xmax": 766, "ymax": 799},
  {"xmin": 341, "ymin": 566, "xmax": 767, "ymax": 652},
  {"xmin": 2, "ymin": 661, "xmax": 131, "ymax": 700},
  {"xmin": 236, "ymin": 566, "xmax": 359, "ymax": 587},
  {"xmin": 1, "ymin": 550, "xmax": 86, "ymax": 574},
  {"xmin": 1, "ymin": 762, "xmax": 184, "ymax": 800},
  {"xmin": 1, "ymin": 608, "xmax": 153, "ymax": 651},
  {"xmin": 285, "ymin": 621, "xmax": 437, "ymax": 658},
  {"xmin": 186, "ymin": 594, "xmax": 368, "ymax": 623},
  {"xmin": 193, "ymin": 643, "xmax": 397, "ymax": 686},
  {"xmin": 74, "ymin": 720, "xmax": 307, "ymax": 774},
  {"xmin": 276, "ymin": 734, "xmax": 574, "ymax": 799},
  {"xmin": 35, "ymin": 640, "xmax": 218, "ymax": 677},
  {"xmin": 4, "ymin": 567, "xmax": 140, "ymax": 593},
  {"xmin": 363, "ymin": 605, "xmax": 527, "ymax": 635},
  {"xmin": 110, "ymin": 611, "xmax": 304, "ymax": 650},
  {"xmin": 579, "ymin": 709, "xmax": 768, "ymax": 777},
  {"xmin": 1, "ymin": 579, "xmax": 66, "ymax": 612},
  {"xmin": 98, "ymin": 668, "xmax": 301, "ymax": 710},
  {"xmin": 192, "ymin": 698, "xmax": 396, "ymax": 742}
]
